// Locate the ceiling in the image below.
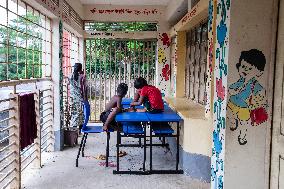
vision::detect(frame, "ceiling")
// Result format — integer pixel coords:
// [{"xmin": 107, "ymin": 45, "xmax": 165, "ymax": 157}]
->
[{"xmin": 80, "ymin": 0, "xmax": 171, "ymax": 6}]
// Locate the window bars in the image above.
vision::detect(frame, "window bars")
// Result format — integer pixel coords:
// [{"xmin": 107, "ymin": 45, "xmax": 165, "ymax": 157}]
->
[
  {"xmin": 85, "ymin": 39, "xmax": 157, "ymax": 121},
  {"xmin": 185, "ymin": 21, "xmax": 208, "ymax": 105},
  {"xmin": 0, "ymin": 0, "xmax": 52, "ymax": 81}
]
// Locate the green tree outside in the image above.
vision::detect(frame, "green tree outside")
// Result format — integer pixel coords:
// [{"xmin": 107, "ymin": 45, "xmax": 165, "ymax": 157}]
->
[{"xmin": 0, "ymin": 12, "xmax": 44, "ymax": 81}]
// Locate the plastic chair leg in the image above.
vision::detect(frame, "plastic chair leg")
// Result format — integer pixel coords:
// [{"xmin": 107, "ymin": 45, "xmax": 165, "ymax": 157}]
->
[
  {"xmin": 76, "ymin": 133, "xmax": 86, "ymax": 167},
  {"xmin": 82, "ymin": 133, "xmax": 88, "ymax": 157}
]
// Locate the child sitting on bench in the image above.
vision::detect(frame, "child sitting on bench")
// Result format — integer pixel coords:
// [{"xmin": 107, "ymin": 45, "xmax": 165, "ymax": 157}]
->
[
  {"xmin": 130, "ymin": 77, "xmax": 164, "ymax": 113},
  {"xmin": 100, "ymin": 83, "xmax": 128, "ymax": 131}
]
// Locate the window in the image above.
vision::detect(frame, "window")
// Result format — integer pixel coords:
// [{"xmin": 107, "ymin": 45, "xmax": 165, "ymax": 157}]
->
[
  {"xmin": 185, "ymin": 21, "xmax": 208, "ymax": 105},
  {"xmin": 62, "ymin": 28, "xmax": 80, "ymax": 77},
  {"xmin": 62, "ymin": 28, "xmax": 80, "ymax": 127},
  {"xmin": 0, "ymin": 0, "xmax": 52, "ymax": 81},
  {"xmin": 84, "ymin": 22, "xmax": 157, "ymax": 32}
]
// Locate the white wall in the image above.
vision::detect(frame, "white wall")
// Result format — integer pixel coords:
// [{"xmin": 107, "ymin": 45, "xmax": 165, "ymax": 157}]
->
[
  {"xmin": 224, "ymin": 0, "xmax": 277, "ymax": 188},
  {"xmin": 51, "ymin": 18, "xmax": 63, "ymax": 150},
  {"xmin": 83, "ymin": 4, "xmax": 167, "ymax": 22}
]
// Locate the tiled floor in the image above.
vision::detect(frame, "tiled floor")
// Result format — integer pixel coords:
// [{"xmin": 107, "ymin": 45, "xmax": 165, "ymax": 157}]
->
[{"xmin": 22, "ymin": 132, "xmax": 210, "ymax": 189}]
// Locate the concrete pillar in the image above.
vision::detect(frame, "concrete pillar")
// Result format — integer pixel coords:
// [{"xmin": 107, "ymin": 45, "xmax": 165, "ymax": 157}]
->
[
  {"xmin": 210, "ymin": 0, "xmax": 277, "ymax": 188},
  {"xmin": 176, "ymin": 31, "xmax": 186, "ymax": 98},
  {"xmin": 156, "ymin": 22, "xmax": 171, "ymax": 97},
  {"xmin": 52, "ymin": 19, "xmax": 64, "ymax": 151}
]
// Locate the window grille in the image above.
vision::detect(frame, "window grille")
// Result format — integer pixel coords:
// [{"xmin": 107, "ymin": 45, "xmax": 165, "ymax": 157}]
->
[
  {"xmin": 185, "ymin": 21, "xmax": 208, "ymax": 104},
  {"xmin": 0, "ymin": 0, "xmax": 52, "ymax": 81}
]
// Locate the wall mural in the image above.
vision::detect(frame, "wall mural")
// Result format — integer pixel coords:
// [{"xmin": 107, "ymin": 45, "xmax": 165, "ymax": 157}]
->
[
  {"xmin": 90, "ymin": 8, "xmax": 161, "ymax": 15},
  {"xmin": 159, "ymin": 33, "xmax": 171, "ymax": 48},
  {"xmin": 161, "ymin": 64, "xmax": 170, "ymax": 81},
  {"xmin": 205, "ymin": 0, "xmax": 216, "ymax": 114},
  {"xmin": 157, "ymin": 33, "xmax": 171, "ymax": 96},
  {"xmin": 227, "ymin": 49, "xmax": 268, "ymax": 145},
  {"xmin": 158, "ymin": 48, "xmax": 167, "ymax": 64},
  {"xmin": 211, "ymin": 0, "xmax": 230, "ymax": 189},
  {"xmin": 170, "ymin": 37, "xmax": 177, "ymax": 97}
]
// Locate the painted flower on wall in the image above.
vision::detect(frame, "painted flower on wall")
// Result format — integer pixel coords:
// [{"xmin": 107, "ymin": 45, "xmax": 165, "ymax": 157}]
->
[
  {"xmin": 159, "ymin": 33, "xmax": 171, "ymax": 48},
  {"xmin": 162, "ymin": 64, "xmax": 170, "ymax": 81},
  {"xmin": 216, "ymin": 78, "xmax": 225, "ymax": 100},
  {"xmin": 209, "ymin": 38, "xmax": 214, "ymax": 73},
  {"xmin": 217, "ymin": 20, "xmax": 227, "ymax": 47},
  {"xmin": 158, "ymin": 48, "xmax": 167, "ymax": 64}
]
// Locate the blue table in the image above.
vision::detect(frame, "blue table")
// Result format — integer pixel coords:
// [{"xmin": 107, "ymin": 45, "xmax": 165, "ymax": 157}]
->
[
  {"xmin": 116, "ymin": 112, "xmax": 149, "ymax": 122},
  {"xmin": 114, "ymin": 112, "xmax": 149, "ymax": 175},
  {"xmin": 122, "ymin": 104, "xmax": 144, "ymax": 109},
  {"xmin": 146, "ymin": 110, "xmax": 181, "ymax": 122},
  {"xmin": 146, "ymin": 111, "xmax": 183, "ymax": 174},
  {"xmin": 121, "ymin": 98, "xmax": 133, "ymax": 105},
  {"xmin": 114, "ymin": 108, "xmax": 183, "ymax": 175}
]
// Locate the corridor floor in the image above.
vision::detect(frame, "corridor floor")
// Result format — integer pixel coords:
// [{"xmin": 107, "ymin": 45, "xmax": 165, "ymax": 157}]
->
[{"xmin": 22, "ymin": 132, "xmax": 210, "ymax": 189}]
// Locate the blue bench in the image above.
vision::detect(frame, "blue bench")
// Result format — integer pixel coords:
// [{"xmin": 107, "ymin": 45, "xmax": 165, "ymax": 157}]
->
[
  {"xmin": 152, "ymin": 123, "xmax": 174, "ymax": 135},
  {"xmin": 122, "ymin": 122, "xmax": 144, "ymax": 135}
]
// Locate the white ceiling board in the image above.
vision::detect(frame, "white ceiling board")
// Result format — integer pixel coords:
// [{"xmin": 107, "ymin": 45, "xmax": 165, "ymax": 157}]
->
[{"xmin": 80, "ymin": 0, "xmax": 171, "ymax": 6}]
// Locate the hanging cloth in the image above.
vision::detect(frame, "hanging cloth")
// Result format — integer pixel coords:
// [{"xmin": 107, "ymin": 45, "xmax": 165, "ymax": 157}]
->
[{"xmin": 19, "ymin": 93, "xmax": 37, "ymax": 151}]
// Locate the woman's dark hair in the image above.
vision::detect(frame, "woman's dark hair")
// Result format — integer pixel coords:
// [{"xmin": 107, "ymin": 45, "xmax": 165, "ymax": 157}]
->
[
  {"xmin": 134, "ymin": 77, "xmax": 148, "ymax": 89},
  {"xmin": 73, "ymin": 63, "xmax": 82, "ymax": 81},
  {"xmin": 117, "ymin": 83, "xmax": 128, "ymax": 96},
  {"xmin": 236, "ymin": 49, "xmax": 266, "ymax": 71}
]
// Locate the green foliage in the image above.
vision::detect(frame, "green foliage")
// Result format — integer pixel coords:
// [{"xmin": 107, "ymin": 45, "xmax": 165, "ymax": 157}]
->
[
  {"xmin": 0, "ymin": 12, "xmax": 43, "ymax": 81},
  {"xmin": 85, "ymin": 39, "xmax": 156, "ymax": 80},
  {"xmin": 84, "ymin": 22, "xmax": 157, "ymax": 32}
]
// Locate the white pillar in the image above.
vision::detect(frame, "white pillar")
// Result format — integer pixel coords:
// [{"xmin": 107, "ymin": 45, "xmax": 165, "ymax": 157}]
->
[
  {"xmin": 210, "ymin": 0, "xmax": 277, "ymax": 188},
  {"xmin": 52, "ymin": 18, "xmax": 64, "ymax": 151},
  {"xmin": 156, "ymin": 21, "xmax": 171, "ymax": 97}
]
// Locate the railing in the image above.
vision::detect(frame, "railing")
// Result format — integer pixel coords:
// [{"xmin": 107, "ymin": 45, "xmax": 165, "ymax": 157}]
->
[
  {"xmin": 39, "ymin": 88, "xmax": 54, "ymax": 153},
  {"xmin": 0, "ymin": 87, "xmax": 54, "ymax": 189},
  {"xmin": 0, "ymin": 95, "xmax": 20, "ymax": 189}
]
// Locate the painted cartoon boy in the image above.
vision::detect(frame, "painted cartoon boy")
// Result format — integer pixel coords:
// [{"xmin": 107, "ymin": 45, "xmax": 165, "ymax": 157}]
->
[{"xmin": 227, "ymin": 49, "xmax": 268, "ymax": 145}]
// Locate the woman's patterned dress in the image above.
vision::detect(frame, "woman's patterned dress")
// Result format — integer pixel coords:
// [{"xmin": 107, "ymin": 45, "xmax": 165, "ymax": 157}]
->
[{"xmin": 70, "ymin": 75, "xmax": 84, "ymax": 128}]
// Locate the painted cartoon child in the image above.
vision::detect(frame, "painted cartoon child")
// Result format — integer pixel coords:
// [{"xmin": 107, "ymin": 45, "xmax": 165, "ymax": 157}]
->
[{"xmin": 227, "ymin": 49, "xmax": 268, "ymax": 144}]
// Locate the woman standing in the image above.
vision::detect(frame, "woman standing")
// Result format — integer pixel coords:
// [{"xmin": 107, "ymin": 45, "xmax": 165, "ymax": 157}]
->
[{"xmin": 70, "ymin": 63, "xmax": 87, "ymax": 130}]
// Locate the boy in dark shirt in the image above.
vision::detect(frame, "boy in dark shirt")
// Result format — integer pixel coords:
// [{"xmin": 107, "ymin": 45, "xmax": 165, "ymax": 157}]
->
[
  {"xmin": 100, "ymin": 83, "xmax": 128, "ymax": 131},
  {"xmin": 130, "ymin": 77, "xmax": 164, "ymax": 113}
]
